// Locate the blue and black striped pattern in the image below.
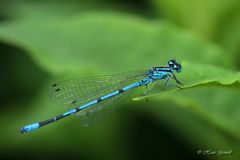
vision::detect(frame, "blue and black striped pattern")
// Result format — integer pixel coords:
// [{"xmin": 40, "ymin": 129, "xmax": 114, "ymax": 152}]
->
[{"xmin": 20, "ymin": 60, "xmax": 182, "ymax": 134}]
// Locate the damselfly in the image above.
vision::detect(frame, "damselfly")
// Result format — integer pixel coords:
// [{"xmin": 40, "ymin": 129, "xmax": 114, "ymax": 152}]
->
[{"xmin": 20, "ymin": 60, "xmax": 182, "ymax": 134}]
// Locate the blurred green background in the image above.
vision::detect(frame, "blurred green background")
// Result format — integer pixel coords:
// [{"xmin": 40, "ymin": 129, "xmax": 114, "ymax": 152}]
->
[{"xmin": 0, "ymin": 0, "xmax": 240, "ymax": 160}]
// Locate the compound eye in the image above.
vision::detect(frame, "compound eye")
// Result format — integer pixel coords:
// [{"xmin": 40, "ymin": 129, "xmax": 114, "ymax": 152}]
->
[
  {"xmin": 168, "ymin": 60, "xmax": 174, "ymax": 66},
  {"xmin": 176, "ymin": 64, "xmax": 182, "ymax": 72},
  {"xmin": 168, "ymin": 59, "xmax": 177, "ymax": 65},
  {"xmin": 177, "ymin": 65, "xmax": 181, "ymax": 70}
]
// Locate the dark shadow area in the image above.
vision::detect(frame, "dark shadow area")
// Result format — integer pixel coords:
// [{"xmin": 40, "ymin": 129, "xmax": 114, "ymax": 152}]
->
[
  {"xmin": 0, "ymin": 43, "xmax": 49, "ymax": 110},
  {"xmin": 0, "ymin": 150, "xmax": 94, "ymax": 160},
  {"xmin": 115, "ymin": 105, "xmax": 208, "ymax": 160}
]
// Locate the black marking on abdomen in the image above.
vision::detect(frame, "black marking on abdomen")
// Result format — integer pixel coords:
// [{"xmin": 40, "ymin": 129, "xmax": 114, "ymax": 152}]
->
[
  {"xmin": 76, "ymin": 107, "xmax": 81, "ymax": 112},
  {"xmin": 55, "ymin": 114, "xmax": 66, "ymax": 120},
  {"xmin": 39, "ymin": 118, "xmax": 56, "ymax": 127},
  {"xmin": 119, "ymin": 89, "xmax": 124, "ymax": 93},
  {"xmin": 97, "ymin": 98, "xmax": 102, "ymax": 103}
]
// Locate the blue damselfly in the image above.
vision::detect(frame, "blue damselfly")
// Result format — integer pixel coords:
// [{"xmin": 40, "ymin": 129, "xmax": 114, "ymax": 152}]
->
[{"xmin": 20, "ymin": 60, "xmax": 182, "ymax": 134}]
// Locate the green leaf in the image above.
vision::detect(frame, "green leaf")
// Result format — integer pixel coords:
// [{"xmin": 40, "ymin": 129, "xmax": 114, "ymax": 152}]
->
[
  {"xmin": 146, "ymin": 86, "xmax": 240, "ymax": 158},
  {"xmin": 134, "ymin": 61, "xmax": 240, "ymax": 100},
  {"xmin": 0, "ymin": 12, "xmax": 234, "ymax": 75}
]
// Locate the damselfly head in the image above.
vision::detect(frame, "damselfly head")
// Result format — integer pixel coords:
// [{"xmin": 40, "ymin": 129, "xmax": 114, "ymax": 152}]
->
[{"xmin": 168, "ymin": 59, "xmax": 181, "ymax": 73}]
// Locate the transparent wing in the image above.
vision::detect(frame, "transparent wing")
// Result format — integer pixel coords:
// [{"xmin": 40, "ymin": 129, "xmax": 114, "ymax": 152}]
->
[
  {"xmin": 79, "ymin": 74, "xmax": 178, "ymax": 127},
  {"xmin": 48, "ymin": 70, "xmax": 148, "ymax": 106},
  {"xmin": 80, "ymin": 89, "xmax": 133, "ymax": 127}
]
